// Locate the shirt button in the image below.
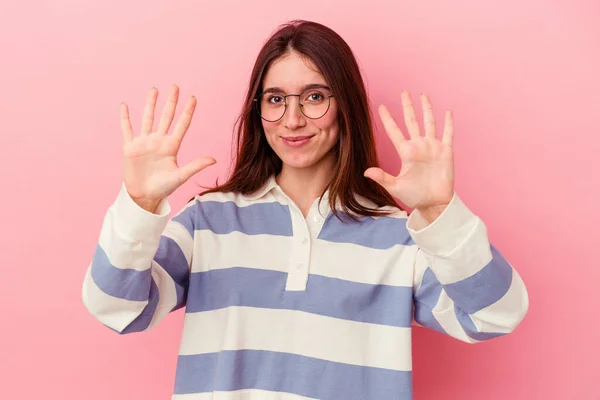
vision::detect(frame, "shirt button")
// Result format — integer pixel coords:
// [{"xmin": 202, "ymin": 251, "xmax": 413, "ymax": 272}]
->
[
  {"xmin": 302, "ymin": 236, "xmax": 308, "ymax": 244},
  {"xmin": 313, "ymin": 216, "xmax": 322, "ymax": 223},
  {"xmin": 297, "ymin": 263, "xmax": 304, "ymax": 270}
]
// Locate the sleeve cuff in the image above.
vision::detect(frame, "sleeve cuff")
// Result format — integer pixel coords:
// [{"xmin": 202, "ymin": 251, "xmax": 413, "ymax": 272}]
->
[
  {"xmin": 407, "ymin": 192, "xmax": 479, "ymax": 257},
  {"xmin": 110, "ymin": 183, "xmax": 171, "ymax": 242}
]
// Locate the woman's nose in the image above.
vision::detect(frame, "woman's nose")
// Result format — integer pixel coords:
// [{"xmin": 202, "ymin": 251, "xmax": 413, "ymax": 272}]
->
[{"xmin": 283, "ymin": 96, "xmax": 306, "ymax": 129}]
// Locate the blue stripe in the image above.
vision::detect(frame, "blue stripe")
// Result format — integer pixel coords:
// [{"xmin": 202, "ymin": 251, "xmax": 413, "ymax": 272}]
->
[
  {"xmin": 443, "ymin": 244, "xmax": 513, "ymax": 314},
  {"xmin": 91, "ymin": 244, "xmax": 151, "ymax": 301},
  {"xmin": 172, "ymin": 202, "xmax": 196, "ymax": 237},
  {"xmin": 92, "ymin": 245, "xmax": 162, "ymax": 334},
  {"xmin": 413, "ymin": 261, "xmax": 509, "ymax": 341},
  {"xmin": 120, "ymin": 278, "xmax": 160, "ymax": 334},
  {"xmin": 174, "ymin": 350, "xmax": 412, "ymax": 399},
  {"xmin": 186, "ymin": 267, "xmax": 413, "ymax": 327},
  {"xmin": 154, "ymin": 236, "xmax": 189, "ymax": 310},
  {"xmin": 318, "ymin": 213, "xmax": 414, "ymax": 249},
  {"xmin": 196, "ymin": 201, "xmax": 293, "ymax": 236},
  {"xmin": 455, "ymin": 306, "xmax": 506, "ymax": 341},
  {"xmin": 92, "ymin": 235, "xmax": 190, "ymax": 307},
  {"xmin": 413, "ymin": 268, "xmax": 446, "ymax": 334}
]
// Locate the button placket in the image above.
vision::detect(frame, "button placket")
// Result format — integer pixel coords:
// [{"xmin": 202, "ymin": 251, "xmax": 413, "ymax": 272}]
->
[
  {"xmin": 285, "ymin": 206, "xmax": 312, "ymax": 291},
  {"xmin": 308, "ymin": 210, "xmax": 327, "ymax": 242}
]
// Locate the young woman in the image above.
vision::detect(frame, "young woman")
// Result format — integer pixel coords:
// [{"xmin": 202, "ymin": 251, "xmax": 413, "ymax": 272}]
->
[{"xmin": 82, "ymin": 19, "xmax": 529, "ymax": 400}]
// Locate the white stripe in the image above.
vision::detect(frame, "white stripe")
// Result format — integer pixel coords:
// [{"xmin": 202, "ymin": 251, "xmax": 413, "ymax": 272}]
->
[
  {"xmin": 172, "ymin": 389, "xmax": 317, "ymax": 400},
  {"xmin": 81, "ymin": 266, "xmax": 147, "ymax": 332},
  {"xmin": 192, "ymin": 229, "xmax": 417, "ymax": 288},
  {"xmin": 99, "ymin": 198, "xmax": 195, "ymax": 272},
  {"xmin": 191, "ymin": 230, "xmax": 292, "ymax": 274},
  {"xmin": 98, "ymin": 212, "xmax": 153, "ymax": 272},
  {"xmin": 179, "ymin": 306, "xmax": 412, "ymax": 371},
  {"xmin": 311, "ymin": 240, "xmax": 417, "ymax": 287},
  {"xmin": 425, "ymin": 220, "xmax": 493, "ymax": 285},
  {"xmin": 471, "ymin": 267, "xmax": 529, "ymax": 333}
]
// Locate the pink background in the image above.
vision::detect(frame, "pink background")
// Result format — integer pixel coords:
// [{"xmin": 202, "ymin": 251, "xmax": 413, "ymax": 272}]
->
[{"xmin": 1, "ymin": 0, "xmax": 599, "ymax": 399}]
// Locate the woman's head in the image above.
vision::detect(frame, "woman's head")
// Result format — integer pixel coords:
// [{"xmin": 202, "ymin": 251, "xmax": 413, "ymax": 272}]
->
[
  {"xmin": 259, "ymin": 50, "xmax": 340, "ymax": 174},
  {"xmin": 202, "ymin": 20, "xmax": 399, "ymax": 218}
]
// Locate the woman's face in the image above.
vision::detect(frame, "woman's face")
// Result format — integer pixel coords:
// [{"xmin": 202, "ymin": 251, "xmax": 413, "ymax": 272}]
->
[{"xmin": 260, "ymin": 51, "xmax": 340, "ymax": 172}]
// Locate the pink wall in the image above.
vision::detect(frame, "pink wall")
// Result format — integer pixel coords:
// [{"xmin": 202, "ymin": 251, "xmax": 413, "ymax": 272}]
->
[{"xmin": 1, "ymin": 0, "xmax": 598, "ymax": 398}]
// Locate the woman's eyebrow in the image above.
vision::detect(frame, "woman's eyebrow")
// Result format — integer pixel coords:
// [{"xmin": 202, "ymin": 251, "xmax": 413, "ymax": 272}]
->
[{"xmin": 262, "ymin": 83, "xmax": 331, "ymax": 93}]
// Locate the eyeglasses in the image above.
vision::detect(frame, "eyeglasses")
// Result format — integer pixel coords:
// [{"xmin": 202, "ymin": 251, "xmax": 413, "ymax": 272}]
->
[{"xmin": 254, "ymin": 88, "xmax": 334, "ymax": 122}]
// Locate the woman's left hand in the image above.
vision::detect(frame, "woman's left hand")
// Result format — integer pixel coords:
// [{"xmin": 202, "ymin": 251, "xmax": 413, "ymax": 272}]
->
[{"xmin": 364, "ymin": 91, "xmax": 455, "ymax": 220}]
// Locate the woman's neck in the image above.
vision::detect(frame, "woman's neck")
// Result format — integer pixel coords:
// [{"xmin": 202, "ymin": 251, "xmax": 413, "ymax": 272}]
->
[{"xmin": 276, "ymin": 154, "xmax": 335, "ymax": 217}]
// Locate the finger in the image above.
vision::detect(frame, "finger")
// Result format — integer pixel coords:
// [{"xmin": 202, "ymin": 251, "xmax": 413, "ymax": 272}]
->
[
  {"xmin": 401, "ymin": 91, "xmax": 421, "ymax": 140},
  {"xmin": 421, "ymin": 93, "xmax": 437, "ymax": 139},
  {"xmin": 141, "ymin": 87, "xmax": 158, "ymax": 135},
  {"xmin": 120, "ymin": 103, "xmax": 134, "ymax": 143},
  {"xmin": 171, "ymin": 96, "xmax": 197, "ymax": 143},
  {"xmin": 364, "ymin": 167, "xmax": 397, "ymax": 193},
  {"xmin": 442, "ymin": 110, "xmax": 454, "ymax": 148},
  {"xmin": 157, "ymin": 84, "xmax": 179, "ymax": 134},
  {"xmin": 178, "ymin": 157, "xmax": 216, "ymax": 183},
  {"xmin": 378, "ymin": 104, "xmax": 406, "ymax": 154}
]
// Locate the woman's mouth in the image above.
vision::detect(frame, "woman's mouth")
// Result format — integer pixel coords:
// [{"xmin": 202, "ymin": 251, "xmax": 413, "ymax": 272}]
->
[{"xmin": 281, "ymin": 135, "xmax": 315, "ymax": 147}]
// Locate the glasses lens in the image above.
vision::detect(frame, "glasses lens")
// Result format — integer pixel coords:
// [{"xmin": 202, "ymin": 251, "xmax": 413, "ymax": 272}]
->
[
  {"xmin": 258, "ymin": 92, "xmax": 286, "ymax": 121},
  {"xmin": 300, "ymin": 89, "xmax": 331, "ymax": 119},
  {"xmin": 256, "ymin": 89, "xmax": 332, "ymax": 121}
]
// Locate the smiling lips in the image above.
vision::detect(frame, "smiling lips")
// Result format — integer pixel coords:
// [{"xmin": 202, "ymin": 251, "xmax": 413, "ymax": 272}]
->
[{"xmin": 281, "ymin": 135, "xmax": 315, "ymax": 147}]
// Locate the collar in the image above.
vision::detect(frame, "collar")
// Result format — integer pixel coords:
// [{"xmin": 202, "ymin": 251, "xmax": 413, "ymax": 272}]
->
[
  {"xmin": 244, "ymin": 175, "xmax": 279, "ymax": 201},
  {"xmin": 244, "ymin": 175, "xmax": 333, "ymax": 215}
]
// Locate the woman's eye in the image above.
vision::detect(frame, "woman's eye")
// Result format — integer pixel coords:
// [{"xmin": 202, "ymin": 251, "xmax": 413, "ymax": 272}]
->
[
  {"xmin": 268, "ymin": 95, "xmax": 284, "ymax": 104},
  {"xmin": 305, "ymin": 91, "xmax": 324, "ymax": 102}
]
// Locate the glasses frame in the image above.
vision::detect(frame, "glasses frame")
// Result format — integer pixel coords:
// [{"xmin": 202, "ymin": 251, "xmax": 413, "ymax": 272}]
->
[{"xmin": 253, "ymin": 90, "xmax": 335, "ymax": 122}]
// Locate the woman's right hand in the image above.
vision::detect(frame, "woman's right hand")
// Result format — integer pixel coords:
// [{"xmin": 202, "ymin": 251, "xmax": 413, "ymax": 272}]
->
[{"xmin": 120, "ymin": 85, "xmax": 216, "ymax": 213}]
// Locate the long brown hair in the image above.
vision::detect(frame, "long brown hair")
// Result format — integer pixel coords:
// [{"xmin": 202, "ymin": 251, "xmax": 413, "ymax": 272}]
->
[{"xmin": 200, "ymin": 20, "xmax": 402, "ymax": 220}]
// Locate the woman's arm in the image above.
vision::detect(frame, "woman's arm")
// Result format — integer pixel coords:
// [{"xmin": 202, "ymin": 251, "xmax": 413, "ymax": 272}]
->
[
  {"xmin": 82, "ymin": 184, "xmax": 196, "ymax": 334},
  {"xmin": 411, "ymin": 193, "xmax": 529, "ymax": 343}
]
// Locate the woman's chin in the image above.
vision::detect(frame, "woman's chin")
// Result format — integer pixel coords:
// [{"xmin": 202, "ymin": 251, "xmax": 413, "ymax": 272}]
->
[
  {"xmin": 280, "ymin": 157, "xmax": 317, "ymax": 170},
  {"xmin": 279, "ymin": 151, "xmax": 335, "ymax": 172},
  {"xmin": 273, "ymin": 142, "xmax": 337, "ymax": 172}
]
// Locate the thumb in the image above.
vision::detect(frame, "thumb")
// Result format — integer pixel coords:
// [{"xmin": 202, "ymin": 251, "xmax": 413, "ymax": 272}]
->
[
  {"xmin": 364, "ymin": 167, "xmax": 396, "ymax": 193},
  {"xmin": 178, "ymin": 157, "xmax": 216, "ymax": 183}
]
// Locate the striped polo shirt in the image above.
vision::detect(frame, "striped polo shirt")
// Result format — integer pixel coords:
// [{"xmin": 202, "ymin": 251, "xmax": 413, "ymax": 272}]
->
[{"xmin": 82, "ymin": 175, "xmax": 529, "ymax": 400}]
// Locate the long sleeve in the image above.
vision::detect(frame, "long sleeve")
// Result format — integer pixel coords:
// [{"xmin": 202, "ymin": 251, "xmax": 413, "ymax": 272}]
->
[
  {"xmin": 410, "ymin": 192, "xmax": 529, "ymax": 343},
  {"xmin": 82, "ymin": 184, "xmax": 196, "ymax": 334}
]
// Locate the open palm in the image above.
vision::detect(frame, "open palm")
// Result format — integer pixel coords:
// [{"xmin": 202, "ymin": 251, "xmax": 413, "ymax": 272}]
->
[
  {"xmin": 364, "ymin": 91, "xmax": 455, "ymax": 211},
  {"xmin": 121, "ymin": 85, "xmax": 216, "ymax": 212}
]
